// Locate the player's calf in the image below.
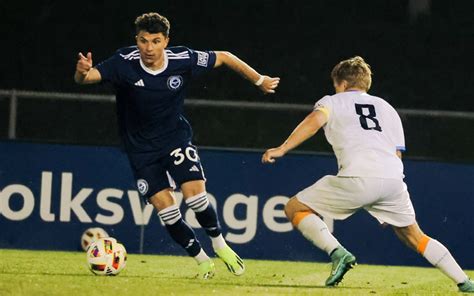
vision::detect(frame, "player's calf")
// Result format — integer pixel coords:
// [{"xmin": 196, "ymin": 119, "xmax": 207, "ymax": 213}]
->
[
  {"xmin": 185, "ymin": 191, "xmax": 222, "ymax": 238},
  {"xmin": 185, "ymin": 191, "xmax": 245, "ymax": 276},
  {"xmin": 158, "ymin": 204, "xmax": 218, "ymax": 278}
]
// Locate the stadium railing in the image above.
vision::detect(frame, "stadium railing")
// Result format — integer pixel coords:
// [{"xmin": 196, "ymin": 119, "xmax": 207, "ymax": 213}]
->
[{"xmin": 1, "ymin": 89, "xmax": 473, "ymax": 162}]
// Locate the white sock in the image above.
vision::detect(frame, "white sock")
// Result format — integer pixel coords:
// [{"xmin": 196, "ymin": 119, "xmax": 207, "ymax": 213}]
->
[
  {"xmin": 194, "ymin": 248, "xmax": 210, "ymax": 264},
  {"xmin": 297, "ymin": 214, "xmax": 340, "ymax": 255},
  {"xmin": 210, "ymin": 234, "xmax": 227, "ymax": 251},
  {"xmin": 422, "ymin": 239, "xmax": 468, "ymax": 284}
]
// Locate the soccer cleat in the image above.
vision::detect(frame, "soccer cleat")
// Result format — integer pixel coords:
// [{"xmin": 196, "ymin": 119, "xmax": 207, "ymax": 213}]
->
[
  {"xmin": 325, "ymin": 247, "xmax": 357, "ymax": 286},
  {"xmin": 198, "ymin": 259, "xmax": 215, "ymax": 280},
  {"xmin": 215, "ymin": 245, "xmax": 245, "ymax": 276},
  {"xmin": 458, "ymin": 279, "xmax": 474, "ymax": 293}
]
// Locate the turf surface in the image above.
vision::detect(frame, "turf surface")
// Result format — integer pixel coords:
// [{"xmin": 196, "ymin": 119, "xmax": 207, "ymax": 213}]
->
[{"xmin": 0, "ymin": 249, "xmax": 471, "ymax": 295}]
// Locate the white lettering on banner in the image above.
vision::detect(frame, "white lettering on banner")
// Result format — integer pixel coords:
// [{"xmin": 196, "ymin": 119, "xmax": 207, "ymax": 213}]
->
[
  {"xmin": 60, "ymin": 173, "xmax": 93, "ymax": 222},
  {"xmin": 0, "ymin": 171, "xmax": 336, "ymax": 240},
  {"xmin": 128, "ymin": 190, "xmax": 154, "ymax": 225},
  {"xmin": 263, "ymin": 195, "xmax": 292, "ymax": 232},
  {"xmin": 223, "ymin": 194, "xmax": 258, "ymax": 244},
  {"xmin": 95, "ymin": 189, "xmax": 124, "ymax": 225},
  {"xmin": 40, "ymin": 171, "xmax": 55, "ymax": 221},
  {"xmin": 0, "ymin": 184, "xmax": 35, "ymax": 220}
]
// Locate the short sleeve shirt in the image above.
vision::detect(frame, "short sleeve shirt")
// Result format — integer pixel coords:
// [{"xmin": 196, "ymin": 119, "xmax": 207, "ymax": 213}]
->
[
  {"xmin": 314, "ymin": 91, "xmax": 405, "ymax": 179},
  {"xmin": 96, "ymin": 46, "xmax": 216, "ymax": 169}
]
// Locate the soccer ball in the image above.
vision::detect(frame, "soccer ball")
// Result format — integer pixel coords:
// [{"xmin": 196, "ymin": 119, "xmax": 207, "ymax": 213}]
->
[
  {"xmin": 86, "ymin": 237, "xmax": 127, "ymax": 276},
  {"xmin": 81, "ymin": 227, "xmax": 109, "ymax": 251}
]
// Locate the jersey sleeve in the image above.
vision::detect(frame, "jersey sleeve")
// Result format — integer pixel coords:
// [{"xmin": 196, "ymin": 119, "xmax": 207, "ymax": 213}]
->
[
  {"xmin": 385, "ymin": 103, "xmax": 406, "ymax": 152},
  {"xmin": 313, "ymin": 95, "xmax": 332, "ymax": 120},
  {"xmin": 95, "ymin": 52, "xmax": 120, "ymax": 84},
  {"xmin": 393, "ymin": 111, "xmax": 406, "ymax": 152},
  {"xmin": 187, "ymin": 48, "xmax": 216, "ymax": 77}
]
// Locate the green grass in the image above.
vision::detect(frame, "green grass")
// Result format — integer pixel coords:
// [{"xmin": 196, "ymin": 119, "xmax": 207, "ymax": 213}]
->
[{"xmin": 0, "ymin": 249, "xmax": 471, "ymax": 295}]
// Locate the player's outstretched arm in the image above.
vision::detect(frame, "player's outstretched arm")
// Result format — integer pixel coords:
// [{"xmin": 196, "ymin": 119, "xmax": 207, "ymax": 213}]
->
[
  {"xmin": 262, "ymin": 110, "xmax": 327, "ymax": 164},
  {"xmin": 74, "ymin": 52, "xmax": 102, "ymax": 85},
  {"xmin": 214, "ymin": 51, "xmax": 280, "ymax": 94}
]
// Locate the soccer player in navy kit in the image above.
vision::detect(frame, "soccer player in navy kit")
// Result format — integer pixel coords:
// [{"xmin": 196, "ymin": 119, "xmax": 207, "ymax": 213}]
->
[{"xmin": 75, "ymin": 12, "xmax": 280, "ymax": 279}]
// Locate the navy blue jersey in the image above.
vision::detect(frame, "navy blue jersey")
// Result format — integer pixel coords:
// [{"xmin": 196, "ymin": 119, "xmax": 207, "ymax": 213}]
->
[{"xmin": 95, "ymin": 46, "xmax": 216, "ymax": 169}]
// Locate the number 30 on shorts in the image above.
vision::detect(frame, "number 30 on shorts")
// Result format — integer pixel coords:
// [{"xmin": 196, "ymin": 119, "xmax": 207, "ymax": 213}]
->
[{"xmin": 170, "ymin": 147, "xmax": 199, "ymax": 165}]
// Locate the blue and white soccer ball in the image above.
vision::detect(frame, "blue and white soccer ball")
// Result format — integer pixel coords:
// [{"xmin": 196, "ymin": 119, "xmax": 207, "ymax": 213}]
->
[
  {"xmin": 86, "ymin": 237, "xmax": 127, "ymax": 276},
  {"xmin": 81, "ymin": 227, "xmax": 109, "ymax": 251}
]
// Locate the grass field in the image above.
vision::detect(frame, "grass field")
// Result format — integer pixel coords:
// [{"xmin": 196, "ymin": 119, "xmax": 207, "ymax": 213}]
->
[{"xmin": 0, "ymin": 249, "xmax": 471, "ymax": 295}]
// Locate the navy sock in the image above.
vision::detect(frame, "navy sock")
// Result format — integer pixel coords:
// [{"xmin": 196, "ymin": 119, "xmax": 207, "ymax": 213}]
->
[
  {"xmin": 186, "ymin": 192, "xmax": 222, "ymax": 238},
  {"xmin": 158, "ymin": 205, "xmax": 201, "ymax": 257}
]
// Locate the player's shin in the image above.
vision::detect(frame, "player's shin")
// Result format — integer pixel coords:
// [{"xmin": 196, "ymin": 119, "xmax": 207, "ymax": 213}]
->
[
  {"xmin": 185, "ymin": 192, "xmax": 245, "ymax": 275},
  {"xmin": 185, "ymin": 192, "xmax": 226, "ymax": 250},
  {"xmin": 293, "ymin": 211, "xmax": 355, "ymax": 286},
  {"xmin": 417, "ymin": 235, "xmax": 468, "ymax": 284},
  {"xmin": 292, "ymin": 211, "xmax": 340, "ymax": 254},
  {"xmin": 158, "ymin": 205, "xmax": 205, "ymax": 259}
]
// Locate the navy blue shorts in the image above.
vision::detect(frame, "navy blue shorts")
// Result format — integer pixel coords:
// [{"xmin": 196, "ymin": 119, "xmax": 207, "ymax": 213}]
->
[{"xmin": 132, "ymin": 142, "xmax": 206, "ymax": 200}]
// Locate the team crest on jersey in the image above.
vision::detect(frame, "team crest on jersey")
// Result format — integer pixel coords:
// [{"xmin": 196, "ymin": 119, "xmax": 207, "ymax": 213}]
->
[
  {"xmin": 167, "ymin": 75, "xmax": 183, "ymax": 90},
  {"xmin": 137, "ymin": 179, "xmax": 149, "ymax": 195}
]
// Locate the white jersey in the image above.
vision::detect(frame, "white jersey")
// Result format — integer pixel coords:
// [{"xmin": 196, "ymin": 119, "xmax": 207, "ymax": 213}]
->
[{"xmin": 314, "ymin": 91, "xmax": 405, "ymax": 179}]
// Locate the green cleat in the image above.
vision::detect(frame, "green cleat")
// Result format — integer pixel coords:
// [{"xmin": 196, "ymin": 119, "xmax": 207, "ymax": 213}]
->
[
  {"xmin": 458, "ymin": 279, "xmax": 474, "ymax": 293},
  {"xmin": 325, "ymin": 247, "xmax": 357, "ymax": 286},
  {"xmin": 215, "ymin": 245, "xmax": 245, "ymax": 276},
  {"xmin": 197, "ymin": 259, "xmax": 215, "ymax": 280}
]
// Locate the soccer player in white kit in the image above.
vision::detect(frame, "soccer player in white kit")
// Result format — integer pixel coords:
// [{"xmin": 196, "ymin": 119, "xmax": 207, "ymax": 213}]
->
[{"xmin": 262, "ymin": 56, "xmax": 474, "ymax": 292}]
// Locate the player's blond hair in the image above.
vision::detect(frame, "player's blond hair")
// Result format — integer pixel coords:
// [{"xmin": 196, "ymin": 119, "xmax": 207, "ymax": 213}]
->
[{"xmin": 331, "ymin": 56, "xmax": 372, "ymax": 91}]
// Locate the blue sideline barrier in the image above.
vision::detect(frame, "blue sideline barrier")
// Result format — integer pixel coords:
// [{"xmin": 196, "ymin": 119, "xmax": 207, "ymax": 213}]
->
[{"xmin": 0, "ymin": 141, "xmax": 473, "ymax": 268}]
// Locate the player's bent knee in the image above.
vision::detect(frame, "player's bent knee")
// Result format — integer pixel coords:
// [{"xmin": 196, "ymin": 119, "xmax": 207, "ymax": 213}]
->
[
  {"xmin": 284, "ymin": 197, "xmax": 299, "ymax": 220},
  {"xmin": 291, "ymin": 210, "xmax": 313, "ymax": 227},
  {"xmin": 285, "ymin": 197, "xmax": 315, "ymax": 226},
  {"xmin": 181, "ymin": 180, "xmax": 206, "ymax": 197},
  {"xmin": 149, "ymin": 188, "xmax": 176, "ymax": 211}
]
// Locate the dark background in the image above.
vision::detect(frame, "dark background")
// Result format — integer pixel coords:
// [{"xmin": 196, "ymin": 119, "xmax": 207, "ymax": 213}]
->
[{"xmin": 0, "ymin": 0, "xmax": 473, "ymax": 161}]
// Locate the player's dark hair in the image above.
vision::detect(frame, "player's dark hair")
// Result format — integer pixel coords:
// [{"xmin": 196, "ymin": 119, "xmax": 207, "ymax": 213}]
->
[
  {"xmin": 135, "ymin": 12, "xmax": 170, "ymax": 37},
  {"xmin": 331, "ymin": 56, "xmax": 372, "ymax": 91}
]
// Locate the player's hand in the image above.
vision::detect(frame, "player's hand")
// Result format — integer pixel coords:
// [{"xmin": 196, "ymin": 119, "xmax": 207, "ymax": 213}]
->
[
  {"xmin": 261, "ymin": 147, "xmax": 286, "ymax": 164},
  {"xmin": 259, "ymin": 76, "xmax": 280, "ymax": 94},
  {"xmin": 76, "ymin": 52, "xmax": 93, "ymax": 76}
]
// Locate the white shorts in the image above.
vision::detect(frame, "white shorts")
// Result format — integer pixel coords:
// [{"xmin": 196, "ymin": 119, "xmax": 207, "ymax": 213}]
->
[{"xmin": 296, "ymin": 176, "xmax": 416, "ymax": 227}]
